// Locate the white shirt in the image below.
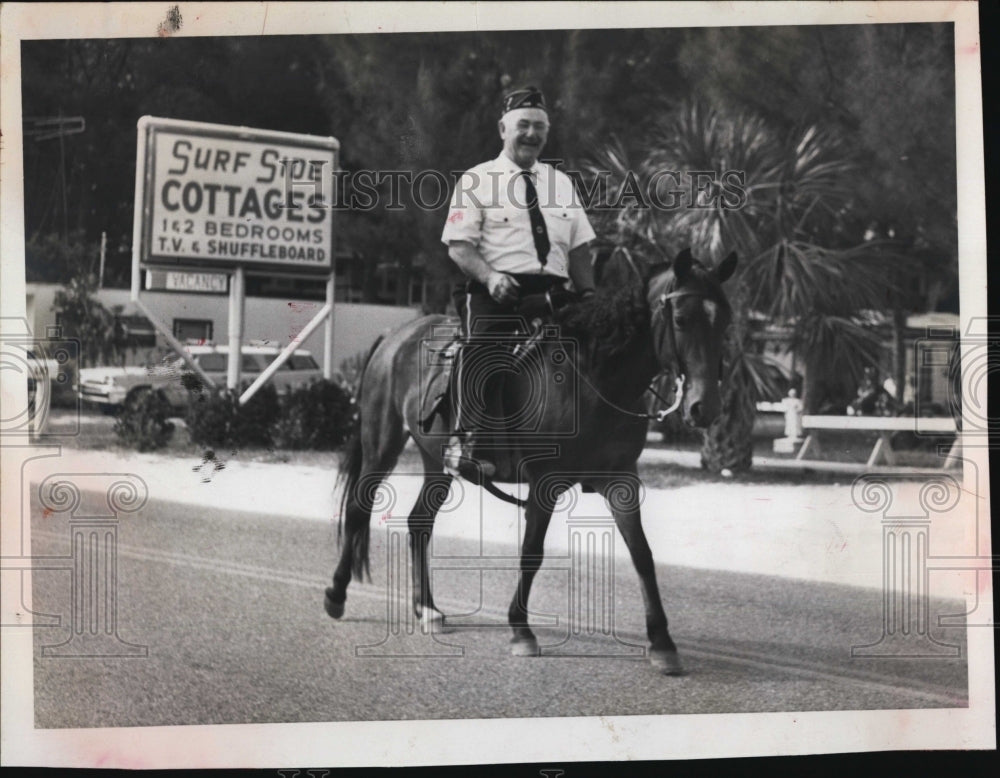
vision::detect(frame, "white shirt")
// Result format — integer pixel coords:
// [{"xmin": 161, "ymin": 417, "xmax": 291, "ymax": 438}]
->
[{"xmin": 441, "ymin": 153, "xmax": 596, "ymax": 278}]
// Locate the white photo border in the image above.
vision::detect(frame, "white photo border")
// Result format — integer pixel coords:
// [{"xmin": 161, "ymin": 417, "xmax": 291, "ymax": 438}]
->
[{"xmin": 0, "ymin": 1, "xmax": 992, "ymax": 768}]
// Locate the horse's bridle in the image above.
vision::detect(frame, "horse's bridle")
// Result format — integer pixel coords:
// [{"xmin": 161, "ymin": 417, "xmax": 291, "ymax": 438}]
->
[
  {"xmin": 651, "ymin": 285, "xmax": 703, "ymax": 376},
  {"xmin": 644, "ymin": 279, "xmax": 714, "ymax": 421}
]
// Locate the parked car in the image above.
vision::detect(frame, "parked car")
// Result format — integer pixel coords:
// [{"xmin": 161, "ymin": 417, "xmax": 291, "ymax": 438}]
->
[
  {"xmin": 78, "ymin": 345, "xmax": 324, "ymax": 410},
  {"xmin": 25, "ymin": 347, "xmax": 62, "ymax": 398}
]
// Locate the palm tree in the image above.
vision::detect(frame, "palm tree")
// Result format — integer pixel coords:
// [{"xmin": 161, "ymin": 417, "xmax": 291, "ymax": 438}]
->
[{"xmin": 582, "ymin": 102, "xmax": 897, "ymax": 472}]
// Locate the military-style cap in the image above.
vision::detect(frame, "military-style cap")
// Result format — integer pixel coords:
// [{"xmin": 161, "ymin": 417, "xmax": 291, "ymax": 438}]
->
[{"xmin": 501, "ymin": 85, "xmax": 547, "ymax": 116}]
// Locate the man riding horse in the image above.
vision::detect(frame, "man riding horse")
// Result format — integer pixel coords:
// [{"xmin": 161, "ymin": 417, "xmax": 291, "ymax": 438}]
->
[
  {"xmin": 326, "ymin": 85, "xmax": 739, "ymax": 674},
  {"xmin": 440, "ymin": 85, "xmax": 598, "ymax": 478}
]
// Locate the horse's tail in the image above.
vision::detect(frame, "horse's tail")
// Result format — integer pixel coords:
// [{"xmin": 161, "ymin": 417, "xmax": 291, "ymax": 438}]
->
[
  {"xmin": 336, "ymin": 430, "xmax": 369, "ymax": 580},
  {"xmin": 335, "ymin": 334, "xmax": 384, "ymax": 581}
]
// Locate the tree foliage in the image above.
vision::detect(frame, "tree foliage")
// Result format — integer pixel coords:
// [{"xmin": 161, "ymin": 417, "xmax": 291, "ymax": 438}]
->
[
  {"xmin": 677, "ymin": 24, "xmax": 957, "ymax": 302},
  {"xmin": 22, "ymin": 27, "xmax": 956, "ymax": 318},
  {"xmin": 51, "ymin": 264, "xmax": 117, "ymax": 367},
  {"xmin": 21, "ymin": 27, "xmax": 958, "ymax": 469},
  {"xmin": 582, "ymin": 97, "xmax": 911, "ymax": 470}
]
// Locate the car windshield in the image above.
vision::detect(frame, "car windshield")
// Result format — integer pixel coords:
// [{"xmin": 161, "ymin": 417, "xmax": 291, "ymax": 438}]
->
[
  {"xmin": 196, "ymin": 353, "xmax": 227, "ymax": 372},
  {"xmin": 289, "ymin": 354, "xmax": 319, "ymax": 370}
]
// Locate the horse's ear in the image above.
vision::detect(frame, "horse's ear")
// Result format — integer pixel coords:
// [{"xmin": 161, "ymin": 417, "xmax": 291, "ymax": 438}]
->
[
  {"xmin": 674, "ymin": 248, "xmax": 693, "ymax": 280},
  {"xmin": 714, "ymin": 251, "xmax": 738, "ymax": 283}
]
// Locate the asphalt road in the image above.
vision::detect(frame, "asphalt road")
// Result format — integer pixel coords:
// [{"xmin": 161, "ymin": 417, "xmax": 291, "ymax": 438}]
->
[{"xmin": 30, "ymin": 492, "xmax": 968, "ymax": 728}]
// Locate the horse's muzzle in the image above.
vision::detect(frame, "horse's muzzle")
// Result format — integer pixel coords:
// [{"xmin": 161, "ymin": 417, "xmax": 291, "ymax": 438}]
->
[{"xmin": 683, "ymin": 384, "xmax": 721, "ymax": 428}]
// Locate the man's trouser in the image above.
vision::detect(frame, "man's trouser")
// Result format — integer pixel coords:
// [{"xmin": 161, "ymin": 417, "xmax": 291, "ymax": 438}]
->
[{"xmin": 451, "ymin": 273, "xmax": 564, "ymax": 436}]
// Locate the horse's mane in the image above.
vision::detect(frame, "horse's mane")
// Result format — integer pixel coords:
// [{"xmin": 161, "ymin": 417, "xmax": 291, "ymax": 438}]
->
[
  {"xmin": 556, "ymin": 282, "xmax": 650, "ymax": 363},
  {"xmin": 555, "ymin": 253, "xmax": 730, "ymax": 366}
]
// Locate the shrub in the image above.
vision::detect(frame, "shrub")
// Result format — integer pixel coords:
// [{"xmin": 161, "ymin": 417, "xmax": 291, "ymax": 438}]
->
[
  {"xmin": 236, "ymin": 383, "xmax": 280, "ymax": 447},
  {"xmin": 181, "ymin": 380, "xmax": 356, "ymax": 452},
  {"xmin": 184, "ymin": 389, "xmax": 238, "ymax": 449},
  {"xmin": 180, "ymin": 372, "xmax": 206, "ymax": 393},
  {"xmin": 271, "ymin": 379, "xmax": 356, "ymax": 450},
  {"xmin": 185, "ymin": 384, "xmax": 279, "ymax": 449},
  {"xmin": 114, "ymin": 387, "xmax": 175, "ymax": 451}
]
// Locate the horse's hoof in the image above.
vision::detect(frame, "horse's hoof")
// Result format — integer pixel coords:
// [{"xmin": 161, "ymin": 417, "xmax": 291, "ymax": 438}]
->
[
  {"xmin": 510, "ymin": 637, "xmax": 540, "ymax": 657},
  {"xmin": 324, "ymin": 589, "xmax": 345, "ymax": 620},
  {"xmin": 649, "ymin": 649, "xmax": 684, "ymax": 675}
]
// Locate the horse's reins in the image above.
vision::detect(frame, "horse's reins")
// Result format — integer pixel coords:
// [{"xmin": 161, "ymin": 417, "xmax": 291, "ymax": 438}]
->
[{"xmin": 563, "ymin": 354, "xmax": 685, "ymax": 423}]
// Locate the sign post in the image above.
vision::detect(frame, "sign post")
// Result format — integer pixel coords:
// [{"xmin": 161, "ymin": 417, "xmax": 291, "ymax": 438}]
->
[
  {"xmin": 324, "ymin": 273, "xmax": 336, "ymax": 380},
  {"xmin": 130, "ymin": 116, "xmax": 339, "ymax": 402},
  {"xmin": 226, "ymin": 266, "xmax": 246, "ymax": 390}
]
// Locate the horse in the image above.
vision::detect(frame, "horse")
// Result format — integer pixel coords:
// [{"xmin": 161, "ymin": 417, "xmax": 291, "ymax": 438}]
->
[{"xmin": 325, "ymin": 247, "xmax": 737, "ymax": 674}]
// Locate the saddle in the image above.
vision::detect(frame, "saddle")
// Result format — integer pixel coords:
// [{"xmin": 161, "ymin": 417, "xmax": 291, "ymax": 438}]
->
[
  {"xmin": 418, "ymin": 329, "xmax": 461, "ymax": 434},
  {"xmin": 417, "ymin": 287, "xmax": 577, "ymax": 440}
]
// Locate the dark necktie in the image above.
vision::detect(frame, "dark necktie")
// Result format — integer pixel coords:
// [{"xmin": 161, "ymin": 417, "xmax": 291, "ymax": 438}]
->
[{"xmin": 521, "ymin": 171, "xmax": 549, "ymax": 266}]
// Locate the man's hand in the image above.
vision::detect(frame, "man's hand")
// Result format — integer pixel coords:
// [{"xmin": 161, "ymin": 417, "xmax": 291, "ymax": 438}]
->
[
  {"xmin": 448, "ymin": 242, "xmax": 520, "ymax": 302},
  {"xmin": 487, "ymin": 271, "xmax": 521, "ymax": 304}
]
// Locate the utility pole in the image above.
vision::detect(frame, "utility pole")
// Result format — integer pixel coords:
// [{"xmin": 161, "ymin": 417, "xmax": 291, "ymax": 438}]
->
[
  {"xmin": 23, "ymin": 115, "xmax": 86, "ymax": 240},
  {"xmin": 98, "ymin": 231, "xmax": 107, "ymax": 288},
  {"xmin": 58, "ymin": 111, "xmax": 69, "ymax": 240}
]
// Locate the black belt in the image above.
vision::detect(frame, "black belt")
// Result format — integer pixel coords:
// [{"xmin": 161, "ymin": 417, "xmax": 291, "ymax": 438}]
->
[{"xmin": 463, "ymin": 273, "xmax": 566, "ymax": 297}]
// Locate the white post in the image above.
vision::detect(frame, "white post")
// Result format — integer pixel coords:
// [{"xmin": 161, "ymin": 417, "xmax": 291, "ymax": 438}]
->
[
  {"xmin": 772, "ymin": 388, "xmax": 805, "ymax": 454},
  {"xmin": 130, "ymin": 122, "xmax": 147, "ymax": 303},
  {"xmin": 783, "ymin": 389, "xmax": 804, "ymax": 440},
  {"xmin": 227, "ymin": 266, "xmax": 245, "ymax": 390},
  {"xmin": 323, "ymin": 271, "xmax": 336, "ymax": 380}
]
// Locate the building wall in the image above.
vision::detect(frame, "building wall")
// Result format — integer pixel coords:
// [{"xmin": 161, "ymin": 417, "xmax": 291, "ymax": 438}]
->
[
  {"xmin": 901, "ymin": 313, "xmax": 961, "ymax": 410},
  {"xmin": 25, "ymin": 283, "xmax": 421, "ymax": 370}
]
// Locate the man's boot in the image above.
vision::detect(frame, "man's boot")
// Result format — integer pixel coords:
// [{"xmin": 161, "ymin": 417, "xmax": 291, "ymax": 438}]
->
[
  {"xmin": 444, "ymin": 431, "xmax": 496, "ymax": 480},
  {"xmin": 446, "ymin": 337, "xmax": 498, "ymax": 481}
]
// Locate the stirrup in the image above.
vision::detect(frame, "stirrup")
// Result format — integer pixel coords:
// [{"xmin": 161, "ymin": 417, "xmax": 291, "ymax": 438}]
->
[{"xmin": 444, "ymin": 435, "xmax": 496, "ymax": 480}]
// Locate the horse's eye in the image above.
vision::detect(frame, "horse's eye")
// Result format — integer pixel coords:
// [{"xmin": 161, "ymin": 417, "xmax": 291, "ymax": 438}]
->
[{"xmin": 674, "ymin": 315, "xmax": 690, "ymax": 329}]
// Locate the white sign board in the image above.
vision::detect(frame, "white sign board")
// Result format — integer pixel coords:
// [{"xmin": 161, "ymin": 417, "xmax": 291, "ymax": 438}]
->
[{"xmin": 137, "ymin": 116, "xmax": 338, "ymax": 272}]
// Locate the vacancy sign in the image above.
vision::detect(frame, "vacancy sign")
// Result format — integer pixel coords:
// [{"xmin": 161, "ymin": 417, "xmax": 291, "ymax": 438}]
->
[
  {"xmin": 137, "ymin": 116, "xmax": 338, "ymax": 272},
  {"xmin": 145, "ymin": 269, "xmax": 229, "ymax": 294}
]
